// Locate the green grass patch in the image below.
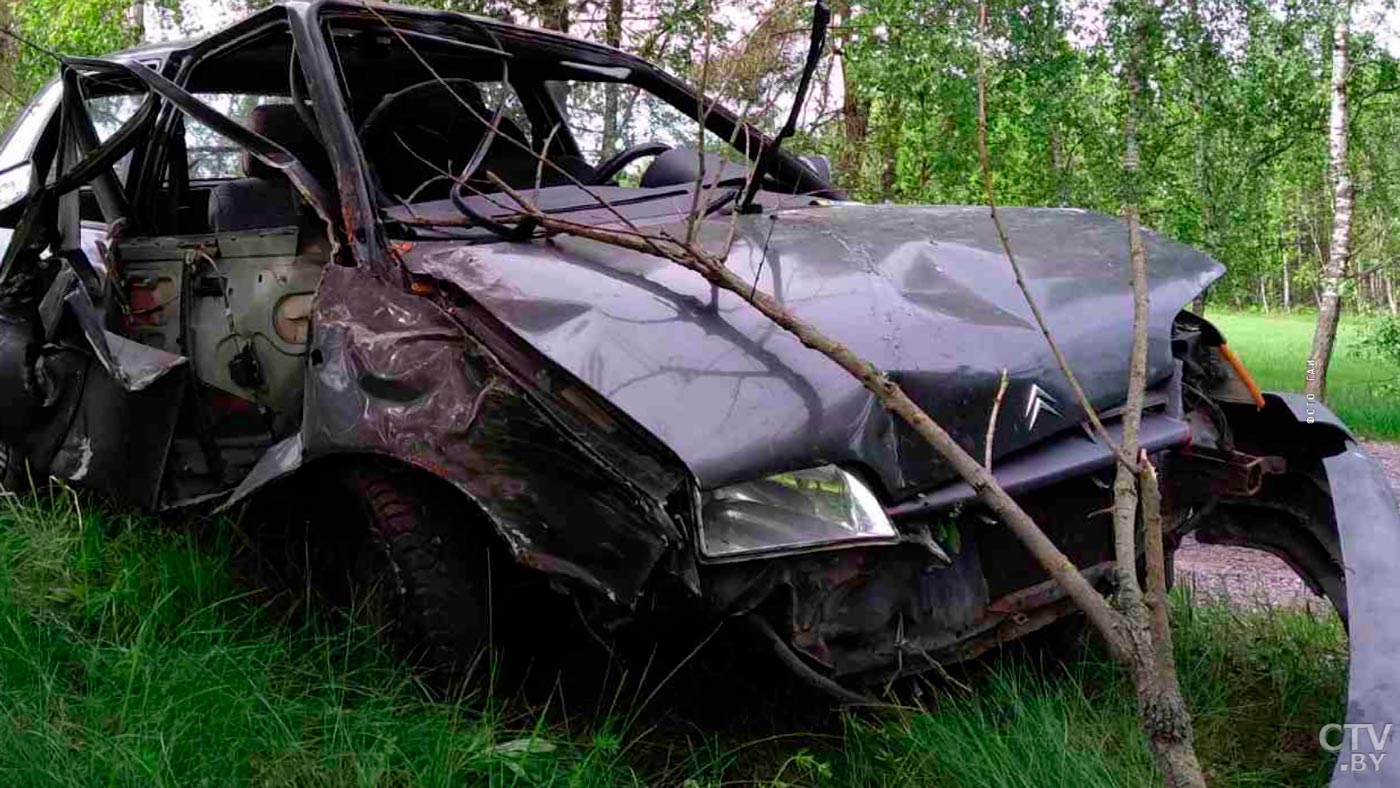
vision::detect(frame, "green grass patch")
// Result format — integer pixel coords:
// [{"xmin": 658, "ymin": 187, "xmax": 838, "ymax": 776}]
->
[
  {"xmin": 838, "ymin": 592, "xmax": 1345, "ymax": 788},
  {"xmin": 1209, "ymin": 309, "xmax": 1400, "ymax": 439},
  {"xmin": 0, "ymin": 489, "xmax": 1347, "ymax": 787}
]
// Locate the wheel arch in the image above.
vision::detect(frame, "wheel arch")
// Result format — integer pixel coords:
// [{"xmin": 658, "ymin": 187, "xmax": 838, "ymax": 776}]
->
[{"xmin": 222, "ymin": 436, "xmax": 678, "ymax": 609}]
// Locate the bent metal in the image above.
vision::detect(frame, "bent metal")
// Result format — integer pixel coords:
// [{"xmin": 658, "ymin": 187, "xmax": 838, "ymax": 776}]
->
[{"xmin": 0, "ymin": 4, "xmax": 1397, "ymax": 784}]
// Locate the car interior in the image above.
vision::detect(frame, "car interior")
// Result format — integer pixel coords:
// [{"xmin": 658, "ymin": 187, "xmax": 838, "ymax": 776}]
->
[
  {"xmin": 10, "ymin": 7, "xmax": 802, "ymax": 504},
  {"xmin": 56, "ymin": 4, "xmax": 785, "ymax": 247}
]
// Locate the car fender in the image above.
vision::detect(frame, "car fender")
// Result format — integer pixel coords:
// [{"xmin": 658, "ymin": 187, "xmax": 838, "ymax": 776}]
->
[
  {"xmin": 1206, "ymin": 391, "xmax": 1400, "ymax": 786},
  {"xmin": 225, "ymin": 262, "xmax": 693, "ymax": 607}
]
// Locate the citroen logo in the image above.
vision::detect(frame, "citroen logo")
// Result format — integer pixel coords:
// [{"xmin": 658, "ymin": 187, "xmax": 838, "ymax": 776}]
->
[{"xmin": 1024, "ymin": 383, "xmax": 1062, "ymax": 431}]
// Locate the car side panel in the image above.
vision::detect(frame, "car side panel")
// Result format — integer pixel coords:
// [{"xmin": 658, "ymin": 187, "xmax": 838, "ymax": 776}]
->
[{"xmin": 287, "ymin": 262, "xmax": 691, "ymax": 605}]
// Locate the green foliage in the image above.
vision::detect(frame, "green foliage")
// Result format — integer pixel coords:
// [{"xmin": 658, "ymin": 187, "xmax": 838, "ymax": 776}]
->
[
  {"xmin": 826, "ymin": 0, "xmax": 1400, "ymax": 315},
  {"xmin": 1354, "ymin": 314, "xmax": 1400, "ymax": 396},
  {"xmin": 2, "ymin": 0, "xmax": 144, "ymax": 124},
  {"xmin": 1359, "ymin": 314, "xmax": 1400, "ymax": 366}
]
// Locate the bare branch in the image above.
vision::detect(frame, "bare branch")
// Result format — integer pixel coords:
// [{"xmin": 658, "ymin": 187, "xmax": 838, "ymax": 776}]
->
[
  {"xmin": 686, "ymin": 9, "xmax": 714, "ymax": 248},
  {"xmin": 973, "ymin": 0, "xmax": 1131, "ymax": 471},
  {"xmin": 1140, "ymin": 454, "xmax": 1175, "ymax": 686},
  {"xmin": 984, "ymin": 368, "xmax": 1009, "ymax": 470}
]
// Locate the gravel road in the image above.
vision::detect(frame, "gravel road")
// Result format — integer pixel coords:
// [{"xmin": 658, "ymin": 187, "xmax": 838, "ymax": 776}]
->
[{"xmin": 1173, "ymin": 441, "xmax": 1400, "ymax": 609}]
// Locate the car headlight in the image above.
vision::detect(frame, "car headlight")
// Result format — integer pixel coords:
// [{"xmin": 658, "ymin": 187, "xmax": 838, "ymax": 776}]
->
[{"xmin": 698, "ymin": 464, "xmax": 900, "ymax": 561}]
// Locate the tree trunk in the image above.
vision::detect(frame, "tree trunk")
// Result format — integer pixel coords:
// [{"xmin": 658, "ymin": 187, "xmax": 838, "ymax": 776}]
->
[
  {"xmin": 1184, "ymin": 0, "xmax": 1212, "ymax": 321},
  {"xmin": 832, "ymin": 0, "xmax": 868, "ymax": 190},
  {"xmin": 1049, "ymin": 127, "xmax": 1070, "ymax": 207},
  {"xmin": 1186, "ymin": 0, "xmax": 1215, "ymax": 253},
  {"xmin": 1260, "ymin": 273, "xmax": 1269, "ymax": 313},
  {"xmin": 1283, "ymin": 242, "xmax": 1292, "ymax": 312},
  {"xmin": 1118, "ymin": 5, "xmax": 1207, "ymax": 783},
  {"xmin": 0, "ymin": 0, "xmax": 13, "ymax": 120},
  {"xmin": 1307, "ymin": 0, "xmax": 1353, "ymax": 402},
  {"xmin": 535, "ymin": 0, "xmax": 570, "ymax": 32},
  {"xmin": 880, "ymin": 95, "xmax": 902, "ymax": 199},
  {"xmin": 600, "ymin": 0, "xmax": 624, "ymax": 157},
  {"xmin": 1387, "ymin": 274, "xmax": 1396, "ymax": 317}
]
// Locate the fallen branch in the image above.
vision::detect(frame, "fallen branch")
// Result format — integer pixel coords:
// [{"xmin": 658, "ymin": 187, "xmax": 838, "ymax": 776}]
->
[{"xmin": 378, "ymin": 12, "xmax": 1196, "ymax": 782}]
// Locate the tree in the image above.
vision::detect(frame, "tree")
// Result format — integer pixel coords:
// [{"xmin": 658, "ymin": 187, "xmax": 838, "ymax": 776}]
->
[
  {"xmin": 1307, "ymin": 0, "xmax": 1353, "ymax": 401},
  {"xmin": 830, "ymin": 0, "xmax": 867, "ymax": 189},
  {"xmin": 0, "ymin": 1, "xmax": 14, "ymax": 115},
  {"xmin": 1110, "ymin": 1, "xmax": 1205, "ymax": 781},
  {"xmin": 1, "ymin": 0, "xmax": 143, "ymax": 123},
  {"xmin": 600, "ymin": 0, "xmax": 623, "ymax": 156},
  {"xmin": 975, "ymin": 0, "xmax": 1204, "ymax": 781}
]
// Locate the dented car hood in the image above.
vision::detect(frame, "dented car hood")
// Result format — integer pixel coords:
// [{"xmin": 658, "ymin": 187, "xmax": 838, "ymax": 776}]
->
[{"xmin": 403, "ymin": 203, "xmax": 1222, "ymax": 496}]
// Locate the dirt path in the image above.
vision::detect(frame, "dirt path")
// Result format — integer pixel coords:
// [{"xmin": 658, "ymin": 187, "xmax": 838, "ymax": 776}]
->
[{"xmin": 1173, "ymin": 441, "xmax": 1400, "ymax": 609}]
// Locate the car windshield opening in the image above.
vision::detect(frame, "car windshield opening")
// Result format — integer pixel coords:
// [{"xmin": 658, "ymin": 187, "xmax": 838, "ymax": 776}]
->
[{"xmin": 324, "ymin": 13, "xmax": 760, "ymax": 236}]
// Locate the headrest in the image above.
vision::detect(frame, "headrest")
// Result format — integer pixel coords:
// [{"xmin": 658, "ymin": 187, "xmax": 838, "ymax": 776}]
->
[{"xmin": 241, "ymin": 104, "xmax": 331, "ymax": 183}]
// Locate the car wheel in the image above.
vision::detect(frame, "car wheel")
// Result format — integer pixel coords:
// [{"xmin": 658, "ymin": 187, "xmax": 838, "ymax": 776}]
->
[{"xmin": 330, "ymin": 462, "xmax": 492, "ymax": 682}]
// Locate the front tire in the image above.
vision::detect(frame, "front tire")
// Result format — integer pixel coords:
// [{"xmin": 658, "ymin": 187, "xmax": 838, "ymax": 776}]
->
[{"xmin": 322, "ymin": 463, "xmax": 492, "ymax": 681}]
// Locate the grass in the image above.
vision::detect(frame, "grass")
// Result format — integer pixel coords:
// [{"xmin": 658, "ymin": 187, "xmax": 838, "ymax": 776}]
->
[
  {"xmin": 0, "ymin": 488, "xmax": 1348, "ymax": 787},
  {"xmin": 1209, "ymin": 309, "xmax": 1400, "ymax": 440}
]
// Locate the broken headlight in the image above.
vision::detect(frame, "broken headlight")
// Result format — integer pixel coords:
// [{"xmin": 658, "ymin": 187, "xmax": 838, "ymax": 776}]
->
[{"xmin": 698, "ymin": 465, "xmax": 899, "ymax": 561}]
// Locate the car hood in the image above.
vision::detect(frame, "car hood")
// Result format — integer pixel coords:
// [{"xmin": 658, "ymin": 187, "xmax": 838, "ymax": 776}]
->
[{"xmin": 402, "ymin": 203, "xmax": 1223, "ymax": 497}]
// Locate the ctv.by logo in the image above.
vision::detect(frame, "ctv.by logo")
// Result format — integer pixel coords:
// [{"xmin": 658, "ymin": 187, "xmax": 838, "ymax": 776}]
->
[{"xmin": 1320, "ymin": 723, "xmax": 1392, "ymax": 773}]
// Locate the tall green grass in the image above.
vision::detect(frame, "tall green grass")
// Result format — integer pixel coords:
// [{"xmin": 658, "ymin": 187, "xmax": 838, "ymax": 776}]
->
[
  {"xmin": 838, "ymin": 595, "xmax": 1345, "ymax": 788},
  {"xmin": 0, "ymin": 489, "xmax": 1347, "ymax": 787},
  {"xmin": 0, "ymin": 488, "xmax": 647, "ymax": 787},
  {"xmin": 1210, "ymin": 310, "xmax": 1400, "ymax": 439}
]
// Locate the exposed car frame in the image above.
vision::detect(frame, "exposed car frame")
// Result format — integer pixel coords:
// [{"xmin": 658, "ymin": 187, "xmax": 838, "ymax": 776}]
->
[{"xmin": 0, "ymin": 5, "xmax": 1397, "ymax": 784}]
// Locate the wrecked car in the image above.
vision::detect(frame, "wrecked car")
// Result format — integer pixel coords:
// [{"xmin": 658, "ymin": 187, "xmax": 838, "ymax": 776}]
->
[{"xmin": 1, "ymin": 2, "xmax": 1398, "ymax": 782}]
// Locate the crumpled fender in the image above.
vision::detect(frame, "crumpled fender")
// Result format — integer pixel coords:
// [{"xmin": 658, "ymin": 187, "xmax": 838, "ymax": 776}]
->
[
  {"xmin": 1322, "ymin": 439, "xmax": 1400, "ymax": 785},
  {"xmin": 226, "ymin": 263, "xmax": 692, "ymax": 606},
  {"xmin": 1256, "ymin": 392, "xmax": 1400, "ymax": 786}
]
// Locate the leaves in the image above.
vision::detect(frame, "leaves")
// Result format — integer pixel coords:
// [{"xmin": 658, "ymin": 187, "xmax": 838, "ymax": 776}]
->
[
  {"xmin": 827, "ymin": 0, "xmax": 1400, "ymax": 314},
  {"xmin": 2, "ymin": 0, "xmax": 143, "ymax": 124}
]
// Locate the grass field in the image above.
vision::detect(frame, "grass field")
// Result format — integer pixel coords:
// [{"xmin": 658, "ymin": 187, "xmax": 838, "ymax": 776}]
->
[
  {"xmin": 1210, "ymin": 310, "xmax": 1400, "ymax": 440},
  {"xmin": 0, "ymin": 488, "xmax": 1348, "ymax": 787}
]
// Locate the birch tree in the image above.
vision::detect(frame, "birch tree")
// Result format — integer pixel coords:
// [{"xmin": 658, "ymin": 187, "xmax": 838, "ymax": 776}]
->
[{"xmin": 1307, "ymin": 0, "xmax": 1353, "ymax": 402}]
